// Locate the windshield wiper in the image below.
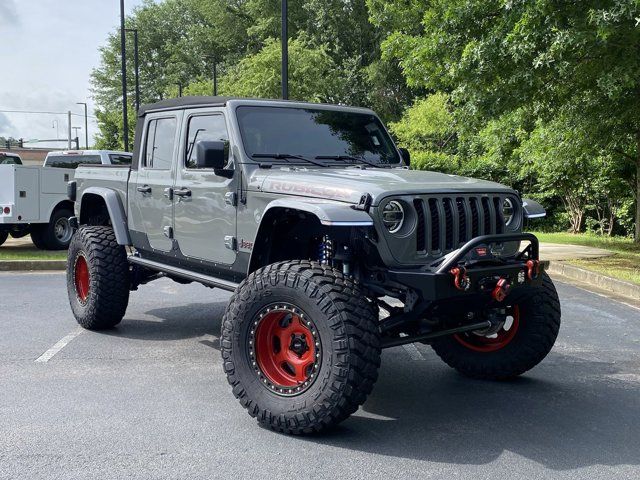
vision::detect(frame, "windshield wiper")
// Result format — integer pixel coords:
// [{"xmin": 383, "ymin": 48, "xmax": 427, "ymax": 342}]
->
[
  {"xmin": 251, "ymin": 153, "xmax": 328, "ymax": 167},
  {"xmin": 315, "ymin": 154, "xmax": 383, "ymax": 168}
]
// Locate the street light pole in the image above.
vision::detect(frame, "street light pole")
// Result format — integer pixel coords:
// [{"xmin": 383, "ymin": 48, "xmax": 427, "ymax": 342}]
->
[
  {"xmin": 67, "ymin": 111, "xmax": 72, "ymax": 150},
  {"xmin": 119, "ymin": 0, "xmax": 129, "ymax": 151},
  {"xmin": 281, "ymin": 0, "xmax": 288, "ymax": 100},
  {"xmin": 125, "ymin": 28, "xmax": 140, "ymax": 112},
  {"xmin": 213, "ymin": 60, "xmax": 217, "ymax": 96},
  {"xmin": 76, "ymin": 102, "xmax": 89, "ymax": 148}
]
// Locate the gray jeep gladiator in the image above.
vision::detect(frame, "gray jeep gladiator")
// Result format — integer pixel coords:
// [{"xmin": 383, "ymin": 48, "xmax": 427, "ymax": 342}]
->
[{"xmin": 66, "ymin": 96, "xmax": 560, "ymax": 434}]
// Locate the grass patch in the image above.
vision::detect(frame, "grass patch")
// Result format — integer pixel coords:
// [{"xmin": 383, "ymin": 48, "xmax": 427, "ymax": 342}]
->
[{"xmin": 531, "ymin": 231, "xmax": 640, "ymax": 285}]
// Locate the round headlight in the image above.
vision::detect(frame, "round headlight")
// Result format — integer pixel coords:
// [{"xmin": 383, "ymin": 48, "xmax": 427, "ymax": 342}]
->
[
  {"xmin": 382, "ymin": 200, "xmax": 404, "ymax": 233},
  {"xmin": 502, "ymin": 197, "xmax": 516, "ymax": 226}
]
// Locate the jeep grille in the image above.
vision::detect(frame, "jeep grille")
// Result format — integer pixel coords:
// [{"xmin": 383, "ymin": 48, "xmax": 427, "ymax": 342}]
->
[{"xmin": 413, "ymin": 195, "xmax": 505, "ymax": 256}]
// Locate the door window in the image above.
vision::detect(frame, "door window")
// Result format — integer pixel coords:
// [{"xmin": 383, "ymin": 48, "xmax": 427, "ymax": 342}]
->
[
  {"xmin": 144, "ymin": 117, "xmax": 177, "ymax": 170},
  {"xmin": 185, "ymin": 114, "xmax": 229, "ymax": 169}
]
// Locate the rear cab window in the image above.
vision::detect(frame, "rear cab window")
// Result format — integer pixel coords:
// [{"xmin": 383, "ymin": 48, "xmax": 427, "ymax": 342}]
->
[
  {"xmin": 44, "ymin": 154, "xmax": 101, "ymax": 169},
  {"xmin": 109, "ymin": 154, "xmax": 132, "ymax": 165}
]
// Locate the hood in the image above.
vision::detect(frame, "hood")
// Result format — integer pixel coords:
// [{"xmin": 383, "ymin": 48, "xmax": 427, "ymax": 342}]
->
[{"xmin": 250, "ymin": 167, "xmax": 514, "ymax": 205}]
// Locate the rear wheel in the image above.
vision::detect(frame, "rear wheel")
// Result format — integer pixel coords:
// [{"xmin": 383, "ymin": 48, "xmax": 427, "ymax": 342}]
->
[
  {"xmin": 221, "ymin": 260, "xmax": 381, "ymax": 434},
  {"xmin": 431, "ymin": 273, "xmax": 561, "ymax": 380},
  {"xmin": 0, "ymin": 231, "xmax": 7, "ymax": 247},
  {"xmin": 67, "ymin": 226, "xmax": 130, "ymax": 330},
  {"xmin": 31, "ymin": 208, "xmax": 74, "ymax": 250}
]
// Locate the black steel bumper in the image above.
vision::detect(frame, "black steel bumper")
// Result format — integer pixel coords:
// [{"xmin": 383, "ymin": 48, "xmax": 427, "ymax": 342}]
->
[{"xmin": 385, "ymin": 233, "xmax": 546, "ymax": 302}]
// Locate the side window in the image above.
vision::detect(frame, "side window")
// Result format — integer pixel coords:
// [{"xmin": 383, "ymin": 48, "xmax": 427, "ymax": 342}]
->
[
  {"xmin": 185, "ymin": 114, "xmax": 229, "ymax": 169},
  {"xmin": 144, "ymin": 117, "xmax": 177, "ymax": 170}
]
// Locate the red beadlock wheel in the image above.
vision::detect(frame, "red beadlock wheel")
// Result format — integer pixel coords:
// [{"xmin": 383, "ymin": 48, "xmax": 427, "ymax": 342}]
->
[
  {"xmin": 249, "ymin": 304, "xmax": 321, "ymax": 396},
  {"xmin": 73, "ymin": 254, "xmax": 90, "ymax": 304},
  {"xmin": 453, "ymin": 306, "xmax": 520, "ymax": 353}
]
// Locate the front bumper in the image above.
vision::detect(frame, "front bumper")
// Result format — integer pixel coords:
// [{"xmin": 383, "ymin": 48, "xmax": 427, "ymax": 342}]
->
[{"xmin": 385, "ymin": 233, "xmax": 545, "ymax": 302}]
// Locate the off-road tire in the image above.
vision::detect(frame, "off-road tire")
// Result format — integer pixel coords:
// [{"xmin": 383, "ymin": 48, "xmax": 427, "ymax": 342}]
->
[
  {"xmin": 431, "ymin": 273, "xmax": 561, "ymax": 380},
  {"xmin": 67, "ymin": 226, "xmax": 130, "ymax": 330},
  {"xmin": 221, "ymin": 260, "xmax": 381, "ymax": 435},
  {"xmin": 31, "ymin": 207, "xmax": 74, "ymax": 250},
  {"xmin": 0, "ymin": 231, "xmax": 7, "ymax": 247}
]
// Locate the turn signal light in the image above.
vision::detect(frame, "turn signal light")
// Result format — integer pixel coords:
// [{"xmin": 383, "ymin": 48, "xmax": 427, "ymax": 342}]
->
[{"xmin": 2, "ymin": 206, "xmax": 9, "ymax": 215}]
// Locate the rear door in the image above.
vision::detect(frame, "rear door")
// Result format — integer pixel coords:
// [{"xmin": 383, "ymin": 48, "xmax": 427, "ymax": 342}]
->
[
  {"xmin": 173, "ymin": 108, "xmax": 237, "ymax": 264},
  {"xmin": 132, "ymin": 113, "xmax": 181, "ymax": 252}
]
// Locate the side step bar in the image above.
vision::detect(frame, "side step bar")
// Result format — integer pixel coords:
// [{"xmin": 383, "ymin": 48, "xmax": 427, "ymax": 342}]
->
[{"xmin": 128, "ymin": 256, "xmax": 239, "ymax": 292}]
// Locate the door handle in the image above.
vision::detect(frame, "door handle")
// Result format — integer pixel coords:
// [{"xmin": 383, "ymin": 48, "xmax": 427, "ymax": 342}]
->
[
  {"xmin": 137, "ymin": 185, "xmax": 152, "ymax": 194},
  {"xmin": 174, "ymin": 188, "xmax": 192, "ymax": 198}
]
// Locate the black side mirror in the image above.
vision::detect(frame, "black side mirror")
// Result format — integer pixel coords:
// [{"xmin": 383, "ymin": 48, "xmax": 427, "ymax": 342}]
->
[
  {"xmin": 399, "ymin": 147, "xmax": 410, "ymax": 167},
  {"xmin": 195, "ymin": 140, "xmax": 228, "ymax": 170}
]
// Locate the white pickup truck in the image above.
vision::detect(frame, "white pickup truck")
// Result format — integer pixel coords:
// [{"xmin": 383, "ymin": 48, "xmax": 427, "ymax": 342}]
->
[{"xmin": 0, "ymin": 150, "xmax": 131, "ymax": 249}]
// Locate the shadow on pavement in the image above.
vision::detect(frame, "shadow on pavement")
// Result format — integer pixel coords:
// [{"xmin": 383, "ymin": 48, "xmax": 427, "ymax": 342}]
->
[
  {"xmin": 100, "ymin": 302, "xmax": 226, "ymax": 342},
  {"xmin": 307, "ymin": 351, "xmax": 640, "ymax": 471}
]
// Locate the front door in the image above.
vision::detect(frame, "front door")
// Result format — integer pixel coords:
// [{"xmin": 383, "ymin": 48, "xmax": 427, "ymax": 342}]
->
[
  {"xmin": 173, "ymin": 109, "xmax": 237, "ymax": 264},
  {"xmin": 132, "ymin": 113, "xmax": 180, "ymax": 252}
]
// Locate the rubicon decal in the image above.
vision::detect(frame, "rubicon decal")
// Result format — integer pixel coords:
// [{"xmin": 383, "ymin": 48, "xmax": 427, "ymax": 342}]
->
[{"xmin": 265, "ymin": 181, "xmax": 354, "ymax": 200}]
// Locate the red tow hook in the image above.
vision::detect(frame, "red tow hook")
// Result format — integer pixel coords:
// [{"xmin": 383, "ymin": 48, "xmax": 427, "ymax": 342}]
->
[
  {"xmin": 450, "ymin": 266, "xmax": 471, "ymax": 291},
  {"xmin": 526, "ymin": 259, "xmax": 540, "ymax": 280},
  {"xmin": 492, "ymin": 278, "xmax": 511, "ymax": 302}
]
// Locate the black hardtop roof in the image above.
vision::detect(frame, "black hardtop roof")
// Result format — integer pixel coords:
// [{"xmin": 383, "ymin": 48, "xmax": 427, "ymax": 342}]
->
[
  {"xmin": 137, "ymin": 96, "xmax": 234, "ymax": 116},
  {"xmin": 137, "ymin": 96, "xmax": 375, "ymax": 117}
]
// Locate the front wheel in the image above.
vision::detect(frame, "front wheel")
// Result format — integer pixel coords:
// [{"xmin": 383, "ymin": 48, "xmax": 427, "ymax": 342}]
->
[
  {"xmin": 66, "ymin": 226, "xmax": 130, "ymax": 330},
  {"xmin": 221, "ymin": 260, "xmax": 381, "ymax": 434},
  {"xmin": 431, "ymin": 273, "xmax": 561, "ymax": 380}
]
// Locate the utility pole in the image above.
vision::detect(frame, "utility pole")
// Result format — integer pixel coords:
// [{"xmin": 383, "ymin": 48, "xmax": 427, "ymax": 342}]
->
[
  {"xmin": 125, "ymin": 28, "xmax": 140, "ymax": 111},
  {"xmin": 119, "ymin": 0, "xmax": 129, "ymax": 151},
  {"xmin": 76, "ymin": 102, "xmax": 89, "ymax": 148},
  {"xmin": 281, "ymin": 0, "xmax": 288, "ymax": 100},
  {"xmin": 67, "ymin": 111, "xmax": 72, "ymax": 149},
  {"xmin": 178, "ymin": 83, "xmax": 183, "ymax": 97},
  {"xmin": 213, "ymin": 60, "xmax": 218, "ymax": 96}
]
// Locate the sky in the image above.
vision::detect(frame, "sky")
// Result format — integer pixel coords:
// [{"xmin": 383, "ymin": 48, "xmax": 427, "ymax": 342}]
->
[{"xmin": 0, "ymin": 0, "xmax": 147, "ymax": 148}]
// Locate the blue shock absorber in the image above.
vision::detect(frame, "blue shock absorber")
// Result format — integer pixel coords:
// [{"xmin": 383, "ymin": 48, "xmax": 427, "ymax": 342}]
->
[{"xmin": 318, "ymin": 235, "xmax": 333, "ymax": 266}]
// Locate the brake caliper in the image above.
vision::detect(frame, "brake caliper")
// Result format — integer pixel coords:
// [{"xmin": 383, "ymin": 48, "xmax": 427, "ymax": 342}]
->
[{"xmin": 450, "ymin": 266, "xmax": 471, "ymax": 291}]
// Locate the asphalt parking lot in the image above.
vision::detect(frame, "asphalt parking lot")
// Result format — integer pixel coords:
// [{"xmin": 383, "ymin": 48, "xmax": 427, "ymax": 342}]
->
[{"xmin": 2, "ymin": 272, "xmax": 640, "ymax": 479}]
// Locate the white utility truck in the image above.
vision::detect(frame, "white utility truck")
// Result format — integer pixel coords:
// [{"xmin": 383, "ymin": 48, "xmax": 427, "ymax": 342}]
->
[{"xmin": 0, "ymin": 150, "xmax": 131, "ymax": 249}]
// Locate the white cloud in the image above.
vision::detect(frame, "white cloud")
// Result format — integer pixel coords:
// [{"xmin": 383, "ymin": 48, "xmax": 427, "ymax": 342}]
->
[
  {"xmin": 0, "ymin": 0, "xmax": 147, "ymax": 148},
  {"xmin": 0, "ymin": 0, "xmax": 19, "ymax": 27}
]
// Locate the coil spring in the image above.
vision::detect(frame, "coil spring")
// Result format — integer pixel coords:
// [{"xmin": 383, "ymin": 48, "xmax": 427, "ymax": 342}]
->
[{"xmin": 318, "ymin": 235, "xmax": 333, "ymax": 266}]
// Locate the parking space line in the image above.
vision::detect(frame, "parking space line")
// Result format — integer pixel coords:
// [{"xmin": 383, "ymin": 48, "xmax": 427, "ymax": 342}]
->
[
  {"xmin": 402, "ymin": 343, "xmax": 425, "ymax": 361},
  {"xmin": 35, "ymin": 327, "xmax": 84, "ymax": 363}
]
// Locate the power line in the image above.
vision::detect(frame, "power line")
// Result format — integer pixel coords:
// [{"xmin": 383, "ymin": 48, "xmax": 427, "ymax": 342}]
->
[{"xmin": 0, "ymin": 109, "xmax": 97, "ymax": 119}]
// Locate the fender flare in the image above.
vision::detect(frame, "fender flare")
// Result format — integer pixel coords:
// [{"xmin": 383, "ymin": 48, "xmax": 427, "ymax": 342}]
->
[
  {"xmin": 79, "ymin": 187, "xmax": 131, "ymax": 245},
  {"xmin": 261, "ymin": 198, "xmax": 374, "ymax": 227},
  {"xmin": 247, "ymin": 198, "xmax": 374, "ymax": 273}
]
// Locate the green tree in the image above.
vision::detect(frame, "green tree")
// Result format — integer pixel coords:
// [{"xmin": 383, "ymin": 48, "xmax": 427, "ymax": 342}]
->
[{"xmin": 371, "ymin": 0, "xmax": 640, "ymax": 239}]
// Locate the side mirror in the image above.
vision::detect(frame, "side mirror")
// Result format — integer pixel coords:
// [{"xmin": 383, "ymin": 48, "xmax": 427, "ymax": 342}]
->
[
  {"xmin": 399, "ymin": 147, "xmax": 410, "ymax": 167},
  {"xmin": 522, "ymin": 198, "xmax": 546, "ymax": 219},
  {"xmin": 195, "ymin": 140, "xmax": 228, "ymax": 170}
]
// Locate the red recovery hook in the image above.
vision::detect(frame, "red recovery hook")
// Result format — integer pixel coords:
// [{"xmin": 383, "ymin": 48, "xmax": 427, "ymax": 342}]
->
[
  {"xmin": 450, "ymin": 266, "xmax": 471, "ymax": 291},
  {"xmin": 491, "ymin": 278, "xmax": 511, "ymax": 302},
  {"xmin": 526, "ymin": 259, "xmax": 540, "ymax": 280}
]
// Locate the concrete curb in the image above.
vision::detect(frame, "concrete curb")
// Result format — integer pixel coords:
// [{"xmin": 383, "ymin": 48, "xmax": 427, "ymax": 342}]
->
[
  {"xmin": 0, "ymin": 260, "xmax": 66, "ymax": 272},
  {"xmin": 547, "ymin": 261, "xmax": 640, "ymax": 301}
]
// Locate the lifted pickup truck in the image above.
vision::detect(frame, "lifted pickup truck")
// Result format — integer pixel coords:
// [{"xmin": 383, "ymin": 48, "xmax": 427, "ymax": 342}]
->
[{"xmin": 67, "ymin": 97, "xmax": 560, "ymax": 434}]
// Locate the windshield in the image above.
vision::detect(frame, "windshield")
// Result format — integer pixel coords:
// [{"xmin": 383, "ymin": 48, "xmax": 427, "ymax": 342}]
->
[{"xmin": 236, "ymin": 106, "xmax": 401, "ymax": 165}]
